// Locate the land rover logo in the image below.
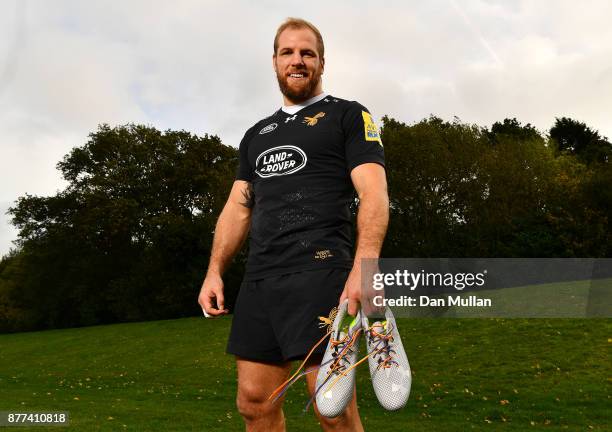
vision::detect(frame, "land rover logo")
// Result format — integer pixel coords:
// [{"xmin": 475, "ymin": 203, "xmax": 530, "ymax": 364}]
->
[
  {"xmin": 259, "ymin": 123, "xmax": 278, "ymax": 135},
  {"xmin": 255, "ymin": 145, "xmax": 307, "ymax": 178}
]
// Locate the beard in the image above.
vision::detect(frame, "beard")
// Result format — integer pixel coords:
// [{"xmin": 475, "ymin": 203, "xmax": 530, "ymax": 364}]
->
[{"xmin": 275, "ymin": 67, "xmax": 322, "ymax": 104}]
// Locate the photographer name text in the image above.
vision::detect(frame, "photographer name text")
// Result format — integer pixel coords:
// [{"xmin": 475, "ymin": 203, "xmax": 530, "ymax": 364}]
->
[{"xmin": 373, "ymin": 295, "xmax": 492, "ymax": 307}]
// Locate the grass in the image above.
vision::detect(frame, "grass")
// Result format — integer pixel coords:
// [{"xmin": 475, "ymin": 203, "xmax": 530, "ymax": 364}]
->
[
  {"xmin": 390, "ymin": 278, "xmax": 612, "ymax": 318},
  {"xmin": 0, "ymin": 317, "xmax": 610, "ymax": 431}
]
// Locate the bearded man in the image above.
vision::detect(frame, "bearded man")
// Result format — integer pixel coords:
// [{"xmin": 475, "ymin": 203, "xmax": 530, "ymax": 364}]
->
[{"xmin": 198, "ymin": 17, "xmax": 388, "ymax": 432}]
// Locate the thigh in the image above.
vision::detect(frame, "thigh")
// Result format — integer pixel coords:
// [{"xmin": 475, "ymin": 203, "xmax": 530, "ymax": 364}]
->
[
  {"xmin": 236, "ymin": 357, "xmax": 293, "ymax": 403},
  {"xmin": 266, "ymin": 268, "xmax": 349, "ymax": 360},
  {"xmin": 304, "ymin": 355, "xmax": 324, "ymax": 396},
  {"xmin": 227, "ymin": 279, "xmax": 284, "ymax": 362}
]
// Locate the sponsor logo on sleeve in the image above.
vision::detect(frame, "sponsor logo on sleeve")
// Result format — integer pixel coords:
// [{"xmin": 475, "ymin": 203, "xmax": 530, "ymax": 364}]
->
[
  {"xmin": 255, "ymin": 145, "xmax": 307, "ymax": 178},
  {"xmin": 362, "ymin": 111, "xmax": 383, "ymax": 146},
  {"xmin": 259, "ymin": 123, "xmax": 278, "ymax": 134}
]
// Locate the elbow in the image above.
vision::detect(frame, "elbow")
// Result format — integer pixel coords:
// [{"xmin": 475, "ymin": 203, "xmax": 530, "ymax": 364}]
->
[
  {"xmin": 233, "ymin": 206, "xmax": 252, "ymax": 225},
  {"xmin": 219, "ymin": 202, "xmax": 252, "ymax": 227}
]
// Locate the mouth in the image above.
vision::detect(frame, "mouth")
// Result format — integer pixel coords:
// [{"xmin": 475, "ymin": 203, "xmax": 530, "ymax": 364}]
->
[{"xmin": 287, "ymin": 72, "xmax": 308, "ymax": 81}]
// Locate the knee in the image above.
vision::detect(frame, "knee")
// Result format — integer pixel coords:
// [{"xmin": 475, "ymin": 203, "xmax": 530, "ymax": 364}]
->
[
  {"xmin": 236, "ymin": 382, "xmax": 277, "ymax": 422},
  {"xmin": 316, "ymin": 410, "xmax": 346, "ymax": 430},
  {"xmin": 315, "ymin": 403, "xmax": 360, "ymax": 431}
]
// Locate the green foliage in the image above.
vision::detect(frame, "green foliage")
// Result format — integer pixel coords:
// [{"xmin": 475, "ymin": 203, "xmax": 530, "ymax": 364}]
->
[
  {"xmin": 550, "ymin": 117, "xmax": 612, "ymax": 164},
  {"xmin": 381, "ymin": 116, "xmax": 610, "ymax": 258},
  {"xmin": 2, "ymin": 124, "xmax": 241, "ymax": 332},
  {"xmin": 1, "ymin": 115, "xmax": 611, "ymax": 332},
  {"xmin": 0, "ymin": 251, "xmax": 30, "ymax": 331},
  {"xmin": 489, "ymin": 117, "xmax": 543, "ymax": 144},
  {"xmin": 382, "ymin": 116, "xmax": 490, "ymax": 256}
]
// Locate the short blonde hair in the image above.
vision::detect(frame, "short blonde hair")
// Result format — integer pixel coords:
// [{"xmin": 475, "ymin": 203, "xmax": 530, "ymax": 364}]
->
[{"xmin": 273, "ymin": 17, "xmax": 324, "ymax": 59}]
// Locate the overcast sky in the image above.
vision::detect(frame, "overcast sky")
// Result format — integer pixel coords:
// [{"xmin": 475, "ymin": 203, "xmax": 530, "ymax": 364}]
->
[{"xmin": 1, "ymin": 0, "xmax": 611, "ymax": 256}]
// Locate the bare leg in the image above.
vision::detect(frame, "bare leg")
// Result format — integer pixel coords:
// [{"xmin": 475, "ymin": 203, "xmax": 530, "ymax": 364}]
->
[
  {"xmin": 304, "ymin": 356, "xmax": 364, "ymax": 432},
  {"xmin": 236, "ymin": 356, "xmax": 292, "ymax": 432}
]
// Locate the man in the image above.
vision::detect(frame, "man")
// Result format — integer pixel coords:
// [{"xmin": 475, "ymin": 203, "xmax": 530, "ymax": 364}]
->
[{"xmin": 198, "ymin": 18, "xmax": 388, "ymax": 432}]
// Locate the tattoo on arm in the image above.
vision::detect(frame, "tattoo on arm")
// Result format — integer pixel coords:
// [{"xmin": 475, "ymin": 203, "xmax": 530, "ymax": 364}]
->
[{"xmin": 239, "ymin": 183, "xmax": 254, "ymax": 208}]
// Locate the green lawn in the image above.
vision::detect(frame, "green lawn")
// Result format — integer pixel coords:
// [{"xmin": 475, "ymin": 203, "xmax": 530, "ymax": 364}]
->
[
  {"xmin": 0, "ymin": 317, "xmax": 609, "ymax": 431},
  {"xmin": 390, "ymin": 278, "xmax": 612, "ymax": 319}
]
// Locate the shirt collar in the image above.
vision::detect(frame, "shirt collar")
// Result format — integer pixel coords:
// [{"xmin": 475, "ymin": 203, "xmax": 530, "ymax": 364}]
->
[{"xmin": 281, "ymin": 93, "xmax": 328, "ymax": 115}]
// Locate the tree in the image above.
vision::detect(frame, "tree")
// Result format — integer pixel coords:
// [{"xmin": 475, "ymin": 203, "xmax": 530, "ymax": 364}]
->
[
  {"xmin": 382, "ymin": 116, "xmax": 490, "ymax": 257},
  {"xmin": 381, "ymin": 115, "xmax": 610, "ymax": 259},
  {"xmin": 4, "ymin": 124, "xmax": 240, "ymax": 331},
  {"xmin": 489, "ymin": 118, "xmax": 543, "ymax": 144},
  {"xmin": 550, "ymin": 117, "xmax": 611, "ymax": 164},
  {"xmin": 4, "ymin": 115, "xmax": 611, "ymax": 333}
]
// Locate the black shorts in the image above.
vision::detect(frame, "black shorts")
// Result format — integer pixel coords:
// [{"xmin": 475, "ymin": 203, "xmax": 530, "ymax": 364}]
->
[{"xmin": 226, "ymin": 267, "xmax": 349, "ymax": 363}]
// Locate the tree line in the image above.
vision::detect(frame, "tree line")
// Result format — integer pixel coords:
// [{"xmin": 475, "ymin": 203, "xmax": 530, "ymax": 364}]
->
[{"xmin": 1, "ymin": 116, "xmax": 610, "ymax": 332}]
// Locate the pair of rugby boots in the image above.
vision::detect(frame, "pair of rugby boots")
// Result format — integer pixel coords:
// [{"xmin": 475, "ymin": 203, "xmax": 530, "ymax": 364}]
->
[{"xmin": 314, "ymin": 300, "xmax": 412, "ymax": 418}]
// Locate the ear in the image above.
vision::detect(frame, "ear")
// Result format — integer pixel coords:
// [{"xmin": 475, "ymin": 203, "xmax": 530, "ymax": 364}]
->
[
  {"xmin": 320, "ymin": 56, "xmax": 325, "ymax": 74},
  {"xmin": 272, "ymin": 54, "xmax": 277, "ymax": 72}
]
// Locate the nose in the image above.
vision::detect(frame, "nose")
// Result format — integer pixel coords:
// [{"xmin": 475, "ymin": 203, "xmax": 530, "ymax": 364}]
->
[{"xmin": 290, "ymin": 51, "xmax": 305, "ymax": 67}]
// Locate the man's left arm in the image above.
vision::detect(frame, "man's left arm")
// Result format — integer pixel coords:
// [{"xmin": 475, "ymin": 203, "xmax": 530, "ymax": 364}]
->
[{"xmin": 340, "ymin": 162, "xmax": 389, "ymax": 315}]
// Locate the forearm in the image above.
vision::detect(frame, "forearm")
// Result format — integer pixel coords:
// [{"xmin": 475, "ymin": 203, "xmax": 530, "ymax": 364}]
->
[
  {"xmin": 206, "ymin": 205, "xmax": 251, "ymax": 277},
  {"xmin": 342, "ymin": 187, "xmax": 389, "ymax": 315},
  {"xmin": 354, "ymin": 190, "xmax": 389, "ymax": 262}
]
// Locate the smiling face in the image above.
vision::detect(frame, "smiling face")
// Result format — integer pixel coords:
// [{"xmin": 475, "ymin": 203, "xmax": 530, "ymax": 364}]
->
[{"xmin": 273, "ymin": 27, "xmax": 325, "ymax": 105}]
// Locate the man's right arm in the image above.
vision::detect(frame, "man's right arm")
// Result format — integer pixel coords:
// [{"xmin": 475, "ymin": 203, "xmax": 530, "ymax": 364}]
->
[{"xmin": 198, "ymin": 180, "xmax": 254, "ymax": 316}]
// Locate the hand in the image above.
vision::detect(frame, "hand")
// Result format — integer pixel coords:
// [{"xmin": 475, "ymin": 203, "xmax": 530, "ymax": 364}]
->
[
  {"xmin": 359, "ymin": 259, "xmax": 385, "ymax": 317},
  {"xmin": 198, "ymin": 273, "xmax": 229, "ymax": 317},
  {"xmin": 340, "ymin": 267, "xmax": 361, "ymax": 316},
  {"xmin": 340, "ymin": 259, "xmax": 383, "ymax": 317}
]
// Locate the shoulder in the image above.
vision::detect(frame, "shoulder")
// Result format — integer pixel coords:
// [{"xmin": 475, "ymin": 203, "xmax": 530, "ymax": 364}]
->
[
  {"xmin": 241, "ymin": 111, "xmax": 281, "ymax": 143},
  {"xmin": 248, "ymin": 111, "xmax": 280, "ymax": 134},
  {"xmin": 326, "ymin": 97, "xmax": 375, "ymax": 129},
  {"xmin": 326, "ymin": 96, "xmax": 371, "ymax": 117}
]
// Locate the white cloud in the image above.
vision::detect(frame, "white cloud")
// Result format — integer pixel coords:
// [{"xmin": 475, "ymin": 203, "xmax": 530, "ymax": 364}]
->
[{"xmin": 1, "ymin": 0, "xmax": 611, "ymax": 256}]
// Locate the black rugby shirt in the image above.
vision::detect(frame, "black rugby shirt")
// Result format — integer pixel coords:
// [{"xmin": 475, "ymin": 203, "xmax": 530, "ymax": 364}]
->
[{"xmin": 236, "ymin": 95, "xmax": 385, "ymax": 280}]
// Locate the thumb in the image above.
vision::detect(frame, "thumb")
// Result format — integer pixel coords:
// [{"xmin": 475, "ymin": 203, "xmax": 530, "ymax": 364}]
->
[{"xmin": 339, "ymin": 287, "xmax": 348, "ymax": 304}]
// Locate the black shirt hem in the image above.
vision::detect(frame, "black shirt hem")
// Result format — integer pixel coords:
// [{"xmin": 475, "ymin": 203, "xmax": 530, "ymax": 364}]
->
[{"xmin": 243, "ymin": 260, "xmax": 353, "ymax": 281}]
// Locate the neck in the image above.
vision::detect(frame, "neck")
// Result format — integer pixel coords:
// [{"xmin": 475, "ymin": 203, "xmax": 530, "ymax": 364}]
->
[{"xmin": 283, "ymin": 88, "xmax": 324, "ymax": 107}]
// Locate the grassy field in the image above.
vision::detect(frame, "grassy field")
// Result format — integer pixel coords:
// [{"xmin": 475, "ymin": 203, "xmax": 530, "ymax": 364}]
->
[
  {"xmin": 394, "ymin": 278, "xmax": 608, "ymax": 318},
  {"xmin": 0, "ymin": 316, "xmax": 609, "ymax": 431}
]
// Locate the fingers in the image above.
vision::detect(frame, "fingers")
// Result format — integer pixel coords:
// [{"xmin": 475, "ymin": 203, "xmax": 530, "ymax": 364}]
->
[
  {"xmin": 348, "ymin": 297, "xmax": 360, "ymax": 316},
  {"xmin": 361, "ymin": 287, "xmax": 384, "ymax": 318},
  {"xmin": 203, "ymin": 304, "xmax": 227, "ymax": 317},
  {"xmin": 203, "ymin": 292, "xmax": 229, "ymax": 317},
  {"xmin": 201, "ymin": 295, "xmax": 221, "ymax": 317},
  {"xmin": 216, "ymin": 289, "xmax": 228, "ymax": 314},
  {"xmin": 340, "ymin": 280, "xmax": 360, "ymax": 316},
  {"xmin": 199, "ymin": 282, "xmax": 229, "ymax": 318}
]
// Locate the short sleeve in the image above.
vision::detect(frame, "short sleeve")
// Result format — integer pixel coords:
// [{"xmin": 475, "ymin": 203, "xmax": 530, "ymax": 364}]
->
[
  {"xmin": 235, "ymin": 129, "xmax": 254, "ymax": 182},
  {"xmin": 342, "ymin": 102, "xmax": 385, "ymax": 172}
]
